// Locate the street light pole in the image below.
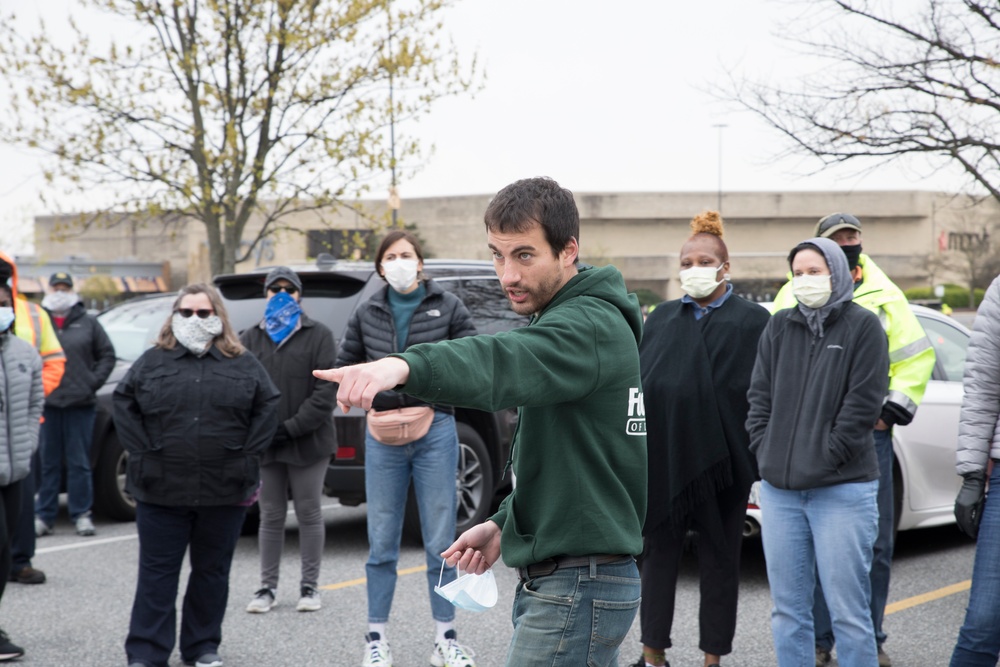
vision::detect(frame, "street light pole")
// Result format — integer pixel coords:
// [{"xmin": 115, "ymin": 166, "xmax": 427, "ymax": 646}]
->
[
  {"xmin": 387, "ymin": 4, "xmax": 399, "ymax": 226},
  {"xmin": 712, "ymin": 123, "xmax": 727, "ymax": 214}
]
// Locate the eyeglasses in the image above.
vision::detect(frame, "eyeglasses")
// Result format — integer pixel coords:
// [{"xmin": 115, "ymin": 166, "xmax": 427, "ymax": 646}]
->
[
  {"xmin": 176, "ymin": 308, "xmax": 215, "ymax": 319},
  {"xmin": 267, "ymin": 285, "xmax": 299, "ymax": 294}
]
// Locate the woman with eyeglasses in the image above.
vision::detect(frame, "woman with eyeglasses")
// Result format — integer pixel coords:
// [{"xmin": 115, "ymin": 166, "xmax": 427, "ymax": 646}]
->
[
  {"xmin": 335, "ymin": 230, "xmax": 479, "ymax": 667},
  {"xmin": 113, "ymin": 283, "xmax": 279, "ymax": 667},
  {"xmin": 240, "ymin": 267, "xmax": 338, "ymax": 615}
]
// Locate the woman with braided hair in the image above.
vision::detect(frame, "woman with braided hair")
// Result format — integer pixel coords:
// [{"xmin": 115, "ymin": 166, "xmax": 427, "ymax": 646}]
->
[{"xmin": 632, "ymin": 211, "xmax": 769, "ymax": 667}]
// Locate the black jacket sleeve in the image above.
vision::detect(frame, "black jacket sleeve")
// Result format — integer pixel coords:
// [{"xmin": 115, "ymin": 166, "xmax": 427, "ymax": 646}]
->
[
  {"xmin": 111, "ymin": 354, "xmax": 153, "ymax": 455},
  {"xmin": 286, "ymin": 328, "xmax": 338, "ymax": 439},
  {"xmin": 89, "ymin": 318, "xmax": 117, "ymax": 389},
  {"xmin": 242, "ymin": 354, "xmax": 281, "ymax": 455}
]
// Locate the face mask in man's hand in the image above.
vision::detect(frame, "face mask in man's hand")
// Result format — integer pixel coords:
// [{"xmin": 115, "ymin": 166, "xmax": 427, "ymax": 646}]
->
[{"xmin": 433, "ymin": 561, "xmax": 498, "ymax": 612}]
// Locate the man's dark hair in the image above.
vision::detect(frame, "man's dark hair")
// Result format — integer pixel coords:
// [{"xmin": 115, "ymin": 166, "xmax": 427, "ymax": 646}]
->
[{"xmin": 484, "ymin": 177, "xmax": 580, "ymax": 262}]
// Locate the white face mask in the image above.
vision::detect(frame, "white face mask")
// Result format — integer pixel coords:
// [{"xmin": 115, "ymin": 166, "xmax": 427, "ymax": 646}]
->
[
  {"xmin": 679, "ymin": 263, "xmax": 728, "ymax": 299},
  {"xmin": 0, "ymin": 307, "xmax": 13, "ymax": 333},
  {"xmin": 792, "ymin": 274, "xmax": 833, "ymax": 309},
  {"xmin": 382, "ymin": 258, "xmax": 419, "ymax": 293},
  {"xmin": 171, "ymin": 312, "xmax": 223, "ymax": 356},
  {"xmin": 42, "ymin": 290, "xmax": 79, "ymax": 313},
  {"xmin": 433, "ymin": 561, "xmax": 498, "ymax": 613}
]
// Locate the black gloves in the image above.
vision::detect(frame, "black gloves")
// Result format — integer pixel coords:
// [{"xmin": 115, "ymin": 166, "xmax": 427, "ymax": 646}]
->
[
  {"xmin": 272, "ymin": 422, "xmax": 290, "ymax": 446},
  {"xmin": 955, "ymin": 471, "xmax": 987, "ymax": 539}
]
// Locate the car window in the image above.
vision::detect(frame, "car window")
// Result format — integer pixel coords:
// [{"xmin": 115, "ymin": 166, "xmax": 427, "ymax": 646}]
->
[
  {"xmin": 97, "ymin": 296, "xmax": 175, "ymax": 362},
  {"xmin": 917, "ymin": 315, "xmax": 969, "ymax": 383},
  {"xmin": 456, "ymin": 278, "xmax": 529, "ymax": 335}
]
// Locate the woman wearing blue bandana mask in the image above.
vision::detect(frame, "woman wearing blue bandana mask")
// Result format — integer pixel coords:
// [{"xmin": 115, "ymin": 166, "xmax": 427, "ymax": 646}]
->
[{"xmin": 239, "ymin": 267, "xmax": 338, "ymax": 616}]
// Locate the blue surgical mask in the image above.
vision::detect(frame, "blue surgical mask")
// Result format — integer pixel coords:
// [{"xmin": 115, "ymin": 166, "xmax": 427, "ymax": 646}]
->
[
  {"xmin": 0, "ymin": 307, "xmax": 12, "ymax": 333},
  {"xmin": 264, "ymin": 291, "xmax": 302, "ymax": 344}
]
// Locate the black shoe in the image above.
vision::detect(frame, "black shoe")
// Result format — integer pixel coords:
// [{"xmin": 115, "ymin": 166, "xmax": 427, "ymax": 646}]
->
[
  {"xmin": 629, "ymin": 657, "xmax": 670, "ymax": 667},
  {"xmin": 0, "ymin": 630, "xmax": 24, "ymax": 661},
  {"xmin": 9, "ymin": 566, "xmax": 46, "ymax": 584}
]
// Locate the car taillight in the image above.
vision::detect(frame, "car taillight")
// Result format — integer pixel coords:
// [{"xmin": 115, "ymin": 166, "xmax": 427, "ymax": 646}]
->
[{"xmin": 335, "ymin": 447, "xmax": 356, "ymax": 460}]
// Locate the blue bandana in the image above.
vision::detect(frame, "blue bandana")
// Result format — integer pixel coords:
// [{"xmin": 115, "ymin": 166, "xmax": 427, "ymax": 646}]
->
[{"xmin": 264, "ymin": 291, "xmax": 302, "ymax": 344}]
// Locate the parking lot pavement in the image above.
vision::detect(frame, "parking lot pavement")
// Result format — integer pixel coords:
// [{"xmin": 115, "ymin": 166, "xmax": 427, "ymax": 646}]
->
[{"xmin": 1, "ymin": 503, "xmax": 979, "ymax": 666}]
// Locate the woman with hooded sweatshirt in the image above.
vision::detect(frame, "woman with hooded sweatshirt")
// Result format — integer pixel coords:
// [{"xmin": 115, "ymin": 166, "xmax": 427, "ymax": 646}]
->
[
  {"xmin": 746, "ymin": 237, "xmax": 889, "ymax": 667},
  {"xmin": 632, "ymin": 211, "xmax": 769, "ymax": 667}
]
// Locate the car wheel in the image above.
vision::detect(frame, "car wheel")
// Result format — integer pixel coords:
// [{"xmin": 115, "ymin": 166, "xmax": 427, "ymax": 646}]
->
[
  {"xmin": 401, "ymin": 422, "xmax": 496, "ymax": 543},
  {"xmin": 92, "ymin": 430, "xmax": 136, "ymax": 522}
]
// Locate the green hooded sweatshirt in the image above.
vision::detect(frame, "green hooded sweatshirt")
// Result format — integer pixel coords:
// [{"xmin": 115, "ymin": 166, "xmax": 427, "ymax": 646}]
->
[{"xmin": 397, "ymin": 264, "xmax": 647, "ymax": 568}]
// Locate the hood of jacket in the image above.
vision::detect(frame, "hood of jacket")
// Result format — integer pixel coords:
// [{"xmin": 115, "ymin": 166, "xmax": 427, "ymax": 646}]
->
[
  {"xmin": 0, "ymin": 251, "xmax": 20, "ymax": 300},
  {"xmin": 538, "ymin": 264, "xmax": 643, "ymax": 346}
]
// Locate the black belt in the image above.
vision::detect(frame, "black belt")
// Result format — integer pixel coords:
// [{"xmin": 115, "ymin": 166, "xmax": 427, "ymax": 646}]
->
[{"xmin": 516, "ymin": 554, "xmax": 632, "ymax": 581}]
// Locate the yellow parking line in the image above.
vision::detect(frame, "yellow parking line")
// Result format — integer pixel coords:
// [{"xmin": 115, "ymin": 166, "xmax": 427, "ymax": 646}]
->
[
  {"xmin": 885, "ymin": 580, "xmax": 970, "ymax": 615},
  {"xmin": 320, "ymin": 564, "xmax": 428, "ymax": 591}
]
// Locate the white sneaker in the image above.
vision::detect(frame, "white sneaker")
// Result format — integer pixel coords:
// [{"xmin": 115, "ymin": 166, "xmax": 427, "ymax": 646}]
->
[
  {"xmin": 296, "ymin": 585, "xmax": 322, "ymax": 612},
  {"xmin": 361, "ymin": 632, "xmax": 392, "ymax": 667},
  {"xmin": 34, "ymin": 517, "xmax": 52, "ymax": 537},
  {"xmin": 75, "ymin": 515, "xmax": 96, "ymax": 536},
  {"xmin": 430, "ymin": 630, "xmax": 476, "ymax": 667},
  {"xmin": 245, "ymin": 587, "xmax": 276, "ymax": 613}
]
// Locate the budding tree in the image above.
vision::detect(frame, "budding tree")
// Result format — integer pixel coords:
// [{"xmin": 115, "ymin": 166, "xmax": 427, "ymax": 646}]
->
[{"xmin": 0, "ymin": 0, "xmax": 475, "ymax": 274}]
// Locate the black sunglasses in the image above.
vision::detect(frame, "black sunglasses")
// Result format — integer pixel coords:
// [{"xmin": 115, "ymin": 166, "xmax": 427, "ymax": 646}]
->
[
  {"xmin": 267, "ymin": 285, "xmax": 299, "ymax": 294},
  {"xmin": 176, "ymin": 308, "xmax": 215, "ymax": 319}
]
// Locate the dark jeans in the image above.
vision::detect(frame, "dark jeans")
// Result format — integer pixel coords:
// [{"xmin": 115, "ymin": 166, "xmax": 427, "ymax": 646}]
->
[
  {"xmin": 11, "ymin": 450, "xmax": 40, "ymax": 571},
  {"xmin": 815, "ymin": 427, "xmax": 894, "ymax": 650},
  {"xmin": 125, "ymin": 501, "xmax": 246, "ymax": 667},
  {"xmin": 36, "ymin": 405, "xmax": 96, "ymax": 524},
  {"xmin": 638, "ymin": 482, "xmax": 748, "ymax": 656},
  {"xmin": 0, "ymin": 481, "xmax": 23, "ymax": 605}
]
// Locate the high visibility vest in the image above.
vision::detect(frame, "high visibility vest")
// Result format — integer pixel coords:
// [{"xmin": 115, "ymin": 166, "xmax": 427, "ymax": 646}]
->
[{"xmin": 14, "ymin": 296, "xmax": 66, "ymax": 396}]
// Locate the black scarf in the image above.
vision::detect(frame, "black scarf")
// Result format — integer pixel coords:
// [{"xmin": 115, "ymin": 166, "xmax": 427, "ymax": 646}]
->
[{"xmin": 638, "ymin": 295, "xmax": 769, "ymax": 534}]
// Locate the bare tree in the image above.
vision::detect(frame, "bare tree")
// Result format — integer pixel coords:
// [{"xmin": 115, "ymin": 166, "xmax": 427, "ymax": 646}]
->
[
  {"xmin": 0, "ymin": 0, "xmax": 476, "ymax": 274},
  {"xmin": 726, "ymin": 0, "xmax": 1000, "ymax": 202}
]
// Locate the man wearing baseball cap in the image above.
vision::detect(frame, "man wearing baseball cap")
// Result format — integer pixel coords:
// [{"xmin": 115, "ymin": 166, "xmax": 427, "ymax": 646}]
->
[{"xmin": 772, "ymin": 213, "xmax": 936, "ymax": 667}]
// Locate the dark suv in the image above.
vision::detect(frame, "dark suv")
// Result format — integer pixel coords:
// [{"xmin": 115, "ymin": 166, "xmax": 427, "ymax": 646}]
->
[{"xmin": 90, "ymin": 258, "xmax": 526, "ymax": 537}]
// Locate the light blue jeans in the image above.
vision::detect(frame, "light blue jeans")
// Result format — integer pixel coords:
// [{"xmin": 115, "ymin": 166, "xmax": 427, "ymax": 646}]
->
[
  {"xmin": 760, "ymin": 480, "xmax": 879, "ymax": 667},
  {"xmin": 815, "ymin": 427, "xmax": 895, "ymax": 650},
  {"xmin": 504, "ymin": 557, "xmax": 640, "ymax": 667},
  {"xmin": 364, "ymin": 410, "xmax": 458, "ymax": 623}
]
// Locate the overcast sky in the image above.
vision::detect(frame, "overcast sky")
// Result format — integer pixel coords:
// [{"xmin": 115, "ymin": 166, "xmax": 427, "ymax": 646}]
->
[{"xmin": 0, "ymin": 0, "xmax": 962, "ymax": 254}]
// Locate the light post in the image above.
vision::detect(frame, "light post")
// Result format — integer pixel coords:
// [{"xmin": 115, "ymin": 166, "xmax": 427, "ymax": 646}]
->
[
  {"xmin": 387, "ymin": 4, "xmax": 399, "ymax": 226},
  {"xmin": 712, "ymin": 123, "xmax": 727, "ymax": 214}
]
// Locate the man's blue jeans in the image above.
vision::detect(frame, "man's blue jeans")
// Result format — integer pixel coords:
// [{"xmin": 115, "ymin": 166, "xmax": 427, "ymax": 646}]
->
[
  {"xmin": 760, "ymin": 480, "xmax": 879, "ymax": 667},
  {"xmin": 815, "ymin": 427, "xmax": 895, "ymax": 650},
  {"xmin": 364, "ymin": 410, "xmax": 459, "ymax": 623},
  {"xmin": 36, "ymin": 405, "xmax": 96, "ymax": 524},
  {"xmin": 950, "ymin": 463, "xmax": 1000, "ymax": 666},
  {"xmin": 504, "ymin": 557, "xmax": 640, "ymax": 667}
]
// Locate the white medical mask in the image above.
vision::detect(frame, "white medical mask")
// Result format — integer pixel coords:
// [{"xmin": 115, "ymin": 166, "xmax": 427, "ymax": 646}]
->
[
  {"xmin": 679, "ymin": 263, "xmax": 728, "ymax": 299},
  {"xmin": 792, "ymin": 274, "xmax": 833, "ymax": 309},
  {"xmin": 171, "ymin": 312, "xmax": 223, "ymax": 356},
  {"xmin": 382, "ymin": 258, "xmax": 419, "ymax": 293},
  {"xmin": 433, "ymin": 561, "xmax": 498, "ymax": 613},
  {"xmin": 42, "ymin": 290, "xmax": 79, "ymax": 314},
  {"xmin": 0, "ymin": 307, "xmax": 13, "ymax": 333}
]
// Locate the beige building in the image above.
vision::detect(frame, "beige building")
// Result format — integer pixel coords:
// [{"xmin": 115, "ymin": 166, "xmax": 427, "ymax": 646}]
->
[{"xmin": 33, "ymin": 190, "xmax": 997, "ymax": 300}]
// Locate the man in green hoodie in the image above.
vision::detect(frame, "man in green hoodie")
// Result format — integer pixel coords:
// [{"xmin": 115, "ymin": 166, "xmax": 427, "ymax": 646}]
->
[{"xmin": 316, "ymin": 177, "xmax": 647, "ymax": 667}]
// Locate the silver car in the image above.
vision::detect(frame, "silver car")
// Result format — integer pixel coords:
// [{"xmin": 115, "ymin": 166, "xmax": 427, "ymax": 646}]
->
[{"xmin": 745, "ymin": 304, "xmax": 970, "ymax": 537}]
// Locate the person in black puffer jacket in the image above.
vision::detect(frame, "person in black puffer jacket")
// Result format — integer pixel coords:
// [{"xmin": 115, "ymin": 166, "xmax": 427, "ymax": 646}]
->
[
  {"xmin": 35, "ymin": 272, "xmax": 115, "ymax": 538},
  {"xmin": 335, "ymin": 230, "xmax": 478, "ymax": 667}
]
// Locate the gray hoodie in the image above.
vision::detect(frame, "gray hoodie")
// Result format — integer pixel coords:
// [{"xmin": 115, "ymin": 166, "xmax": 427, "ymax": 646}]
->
[
  {"xmin": 0, "ymin": 331, "xmax": 44, "ymax": 486},
  {"xmin": 746, "ymin": 237, "xmax": 889, "ymax": 490}
]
